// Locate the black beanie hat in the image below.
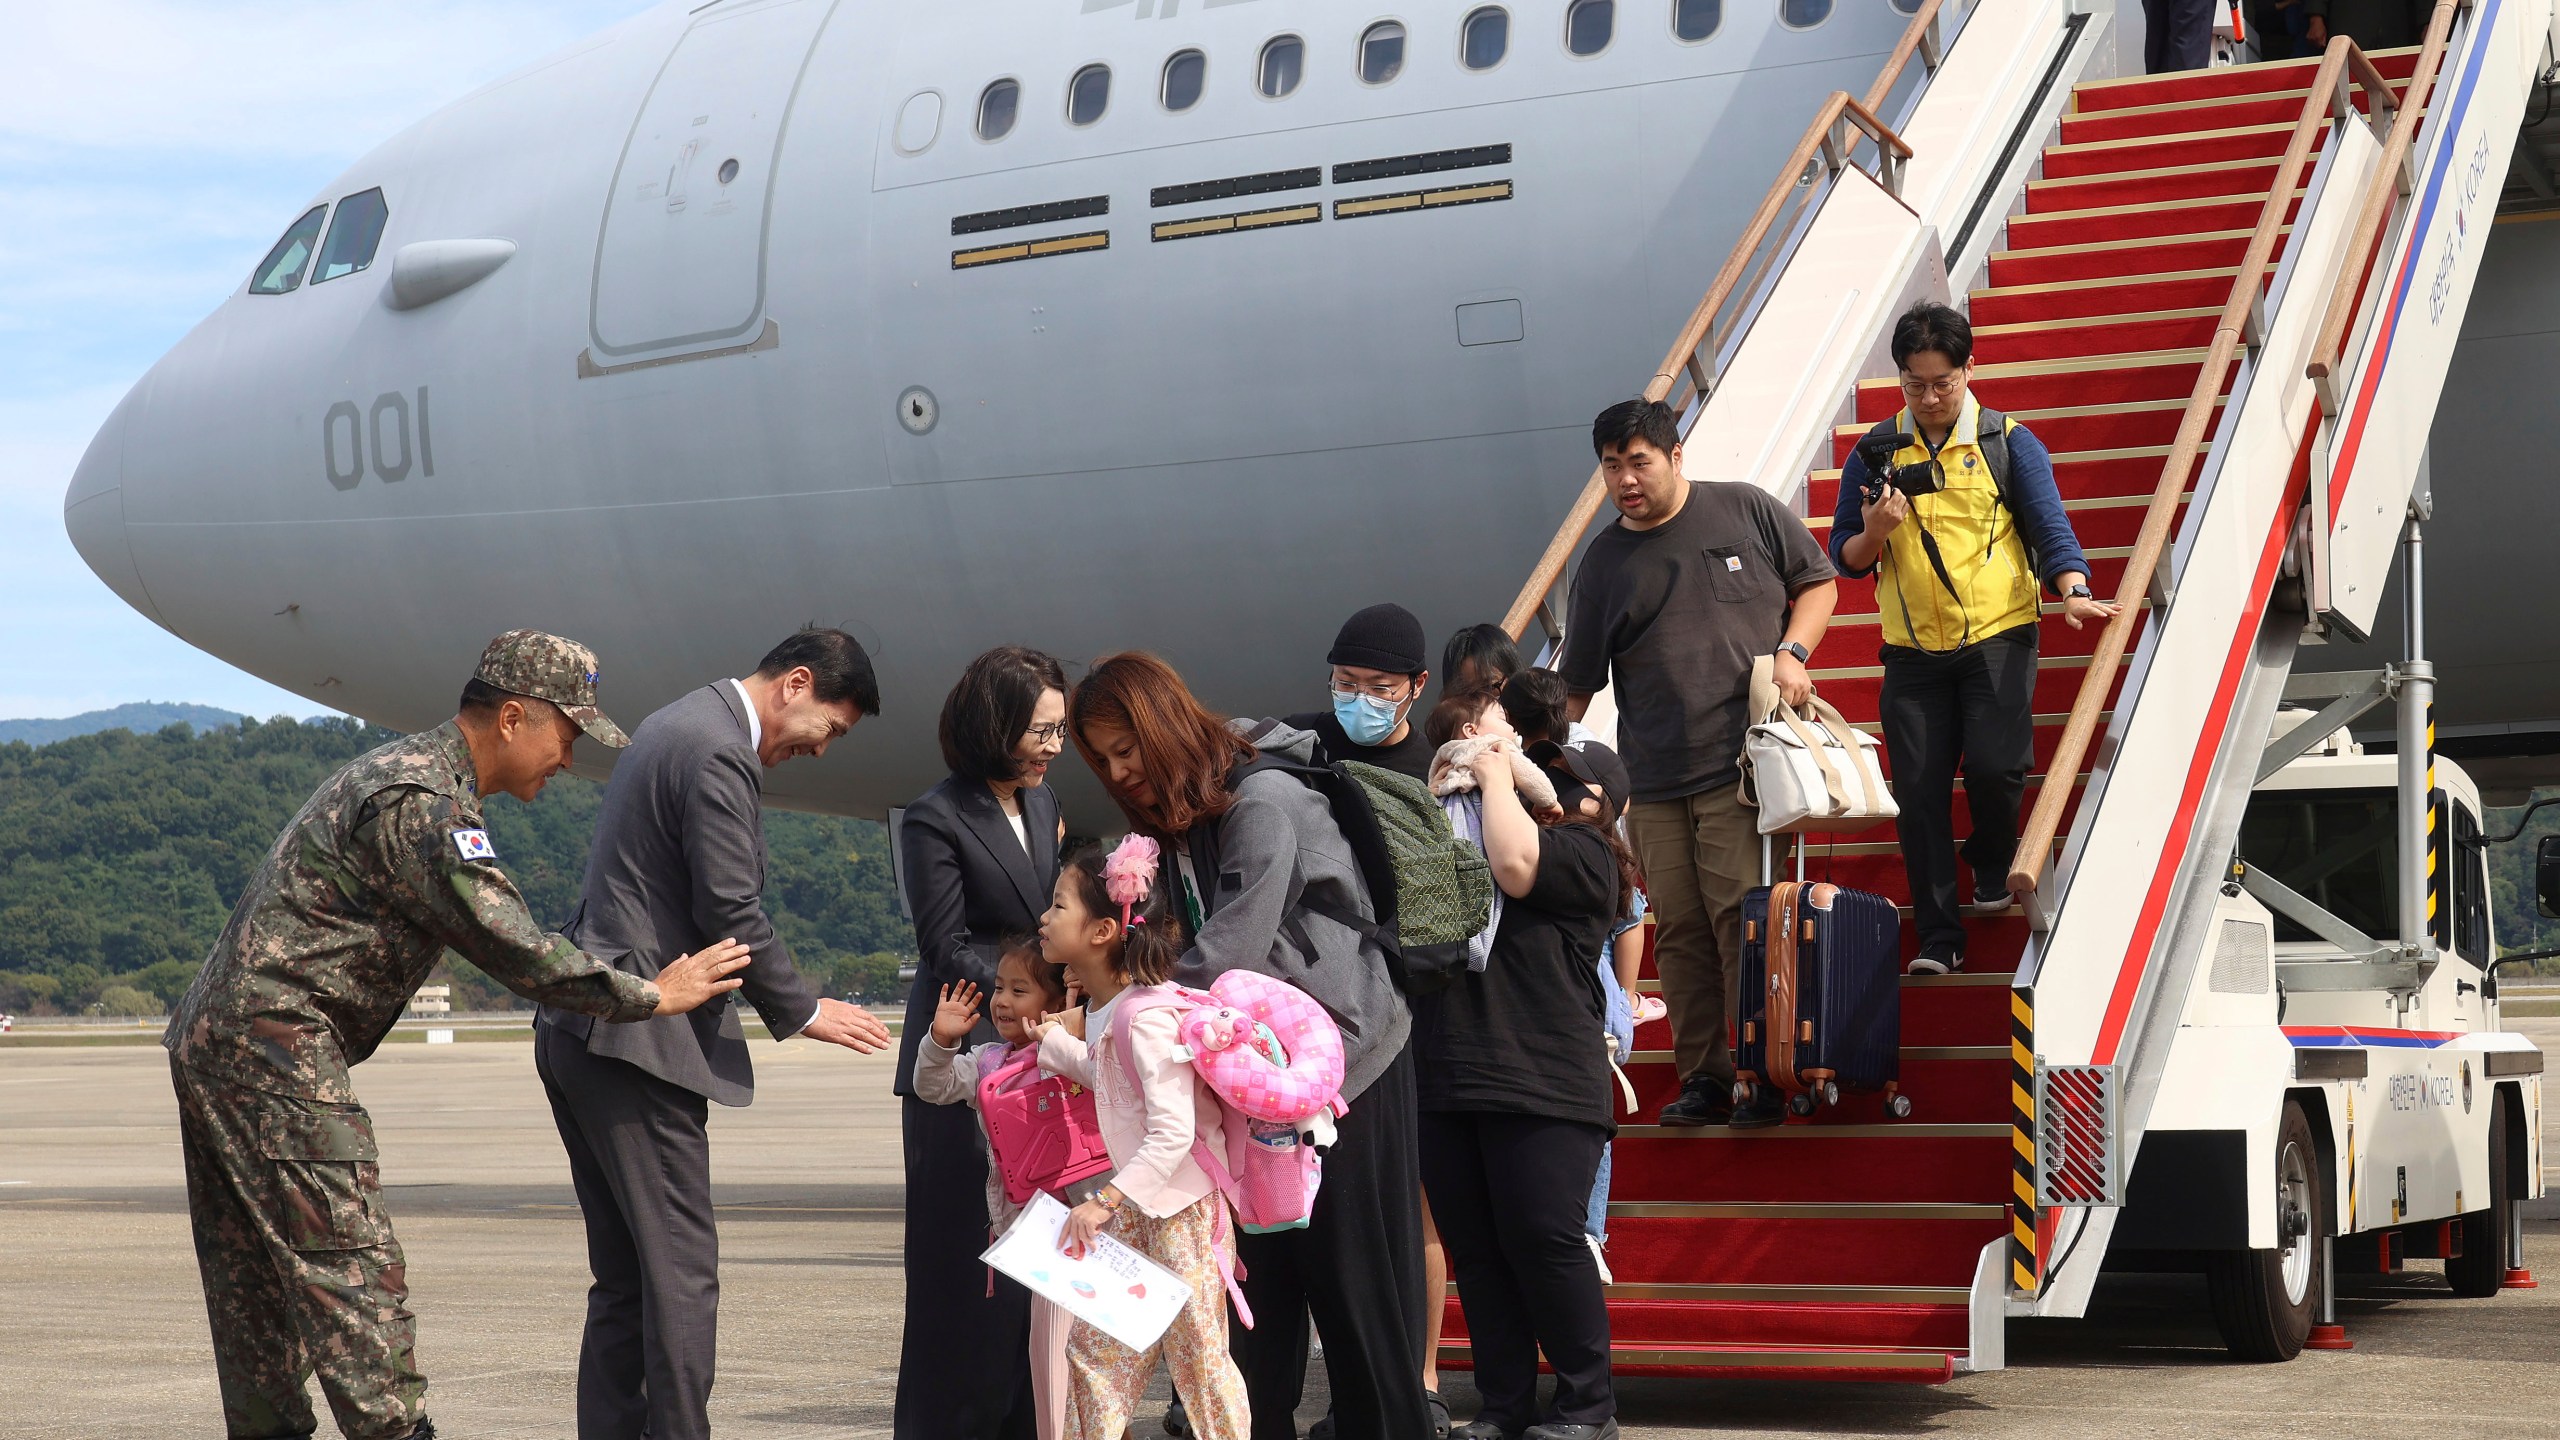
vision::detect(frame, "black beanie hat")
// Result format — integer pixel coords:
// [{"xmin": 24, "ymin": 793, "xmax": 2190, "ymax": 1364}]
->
[{"xmin": 1327, "ymin": 603, "xmax": 1428, "ymax": 675}]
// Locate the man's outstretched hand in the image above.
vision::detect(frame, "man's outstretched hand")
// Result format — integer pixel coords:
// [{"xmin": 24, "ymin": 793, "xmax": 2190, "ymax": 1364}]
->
[
  {"xmin": 802, "ymin": 995, "xmax": 892, "ymax": 1052},
  {"xmin": 652, "ymin": 939, "xmax": 753, "ymax": 1016}
]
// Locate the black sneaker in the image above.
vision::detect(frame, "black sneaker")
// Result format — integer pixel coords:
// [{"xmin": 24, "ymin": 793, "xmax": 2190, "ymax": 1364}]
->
[
  {"xmin": 1524, "ymin": 1423, "xmax": 1619, "ymax": 1440},
  {"xmin": 1729, "ymin": 1091, "xmax": 1786, "ymax": 1129},
  {"xmin": 1963, "ymin": 875, "xmax": 2014, "ymax": 916},
  {"xmin": 1657, "ymin": 1081, "xmax": 1733, "ymax": 1127},
  {"xmin": 1452, "ymin": 1423, "xmax": 1516, "ymax": 1440},
  {"xmin": 1428, "ymin": 1390, "xmax": 1453, "ymax": 1439},
  {"xmin": 1907, "ymin": 944, "xmax": 1964, "ymax": 977}
]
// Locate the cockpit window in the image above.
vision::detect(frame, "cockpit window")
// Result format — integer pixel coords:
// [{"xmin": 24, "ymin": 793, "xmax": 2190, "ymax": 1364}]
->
[
  {"xmin": 1463, "ymin": 7, "xmax": 1511, "ymax": 68},
  {"xmin": 312, "ymin": 188, "xmax": 390, "ymax": 284},
  {"xmin": 249, "ymin": 205, "xmax": 328, "ymax": 295},
  {"xmin": 1360, "ymin": 22, "xmax": 1407, "ymax": 84},
  {"xmin": 1259, "ymin": 36, "xmax": 1305, "ymax": 97},
  {"xmin": 1068, "ymin": 63, "xmax": 1112, "ymax": 126},
  {"xmin": 1567, "ymin": 0, "xmax": 1616, "ymax": 54},
  {"xmin": 978, "ymin": 79, "xmax": 1021, "ymax": 140}
]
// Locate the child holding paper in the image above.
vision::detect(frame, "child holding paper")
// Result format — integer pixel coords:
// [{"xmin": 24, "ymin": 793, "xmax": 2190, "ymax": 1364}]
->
[
  {"xmin": 1034, "ymin": 837, "xmax": 1251, "ymax": 1440},
  {"xmin": 912, "ymin": 937, "xmax": 1081, "ymax": 1440}
]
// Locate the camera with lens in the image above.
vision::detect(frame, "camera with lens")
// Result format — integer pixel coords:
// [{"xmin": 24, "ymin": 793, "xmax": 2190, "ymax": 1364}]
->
[{"xmin": 1853, "ymin": 430, "xmax": 1942, "ymax": 503}]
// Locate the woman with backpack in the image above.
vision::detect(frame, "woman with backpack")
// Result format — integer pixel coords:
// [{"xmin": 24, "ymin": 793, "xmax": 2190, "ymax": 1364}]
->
[
  {"xmin": 1069, "ymin": 653, "xmax": 1431, "ymax": 1440},
  {"xmin": 1411, "ymin": 738, "xmax": 1639, "ymax": 1440}
]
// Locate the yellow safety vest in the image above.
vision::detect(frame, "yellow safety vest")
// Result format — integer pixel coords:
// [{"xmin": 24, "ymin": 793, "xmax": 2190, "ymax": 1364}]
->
[{"xmin": 1870, "ymin": 395, "xmax": 2040, "ymax": 653}]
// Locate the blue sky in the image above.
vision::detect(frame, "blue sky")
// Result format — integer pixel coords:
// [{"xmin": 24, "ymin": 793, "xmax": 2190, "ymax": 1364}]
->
[{"xmin": 0, "ymin": 0, "xmax": 656, "ymax": 721}]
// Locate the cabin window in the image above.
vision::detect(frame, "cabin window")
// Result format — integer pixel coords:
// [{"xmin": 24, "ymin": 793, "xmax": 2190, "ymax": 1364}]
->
[
  {"xmin": 1259, "ymin": 35, "xmax": 1305, "ymax": 97},
  {"xmin": 1162, "ymin": 49, "xmax": 1207, "ymax": 110},
  {"xmin": 1360, "ymin": 21, "xmax": 1407, "ymax": 84},
  {"xmin": 1674, "ymin": 0, "xmax": 1723, "ymax": 40},
  {"xmin": 312, "ymin": 188, "xmax": 389, "ymax": 284},
  {"xmin": 1781, "ymin": 0, "xmax": 1835, "ymax": 27},
  {"xmin": 2451, "ymin": 802, "xmax": 2491, "ymax": 961},
  {"xmin": 1463, "ymin": 7, "xmax": 1510, "ymax": 68},
  {"xmin": 2237, "ymin": 788, "xmax": 2402, "ymax": 943},
  {"xmin": 249, "ymin": 205, "xmax": 328, "ymax": 295},
  {"xmin": 977, "ymin": 79, "xmax": 1020, "ymax": 140},
  {"xmin": 1567, "ymin": 0, "xmax": 1615, "ymax": 54},
  {"xmin": 1068, "ymin": 64, "xmax": 1112, "ymax": 125}
]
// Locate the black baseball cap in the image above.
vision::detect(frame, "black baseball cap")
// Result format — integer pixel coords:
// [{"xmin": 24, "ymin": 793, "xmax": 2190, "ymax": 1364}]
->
[{"xmin": 1528, "ymin": 738, "xmax": 1632, "ymax": 819}]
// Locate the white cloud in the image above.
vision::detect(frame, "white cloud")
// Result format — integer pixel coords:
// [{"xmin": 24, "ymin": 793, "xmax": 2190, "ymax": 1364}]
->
[
  {"xmin": 0, "ymin": 0, "xmax": 660, "ymax": 720},
  {"xmin": 0, "ymin": 1, "xmax": 659, "ymax": 161}
]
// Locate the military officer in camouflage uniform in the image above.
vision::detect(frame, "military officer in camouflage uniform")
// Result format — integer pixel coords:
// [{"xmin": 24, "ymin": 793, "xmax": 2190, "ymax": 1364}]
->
[{"xmin": 165, "ymin": 631, "xmax": 755, "ymax": 1440}]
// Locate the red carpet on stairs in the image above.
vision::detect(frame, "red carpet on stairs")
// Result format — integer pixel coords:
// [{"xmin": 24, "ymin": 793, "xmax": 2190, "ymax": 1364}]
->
[{"xmin": 1437, "ymin": 46, "xmax": 2426, "ymax": 1384}]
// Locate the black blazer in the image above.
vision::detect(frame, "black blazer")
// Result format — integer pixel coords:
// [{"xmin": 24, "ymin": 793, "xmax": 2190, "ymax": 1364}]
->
[
  {"xmin": 538, "ymin": 683, "xmax": 823, "ymax": 1106},
  {"xmin": 895, "ymin": 774, "xmax": 1061, "ymax": 1094}
]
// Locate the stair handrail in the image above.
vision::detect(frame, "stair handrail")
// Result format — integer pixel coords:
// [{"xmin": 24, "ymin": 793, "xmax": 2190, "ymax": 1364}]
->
[
  {"xmin": 2304, "ymin": 0, "xmax": 2470, "ymax": 411},
  {"xmin": 1497, "ymin": 0, "xmax": 1947, "ymax": 642},
  {"xmin": 2008, "ymin": 39, "xmax": 2402, "ymax": 896}
]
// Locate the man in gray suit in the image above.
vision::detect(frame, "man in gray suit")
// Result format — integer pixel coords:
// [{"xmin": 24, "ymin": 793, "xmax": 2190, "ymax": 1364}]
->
[{"xmin": 536, "ymin": 627, "xmax": 894, "ymax": 1440}]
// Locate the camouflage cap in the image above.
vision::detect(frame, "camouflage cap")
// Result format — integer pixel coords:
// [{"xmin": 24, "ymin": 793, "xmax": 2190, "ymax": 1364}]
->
[{"xmin": 474, "ymin": 630, "xmax": 631, "ymax": 749}]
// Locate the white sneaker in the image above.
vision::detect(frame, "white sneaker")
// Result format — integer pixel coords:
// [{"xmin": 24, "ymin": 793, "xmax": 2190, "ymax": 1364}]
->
[{"xmin": 1585, "ymin": 1233, "xmax": 1615, "ymax": 1286}]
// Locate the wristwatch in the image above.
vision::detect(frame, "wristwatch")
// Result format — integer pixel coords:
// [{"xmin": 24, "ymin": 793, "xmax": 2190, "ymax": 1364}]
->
[
  {"xmin": 2066, "ymin": 584, "xmax": 2094, "ymax": 601},
  {"xmin": 1775, "ymin": 641, "xmax": 1811, "ymax": 664}
]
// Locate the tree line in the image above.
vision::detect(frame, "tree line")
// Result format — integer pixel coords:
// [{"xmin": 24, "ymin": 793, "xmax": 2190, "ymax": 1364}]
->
[
  {"xmin": 2, "ymin": 717, "xmax": 2553, "ymax": 1019},
  {"xmin": 0, "ymin": 719, "xmax": 916, "ymax": 1017}
]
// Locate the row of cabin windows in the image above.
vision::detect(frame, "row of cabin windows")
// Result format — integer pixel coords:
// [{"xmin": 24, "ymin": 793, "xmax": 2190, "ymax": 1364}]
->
[
  {"xmin": 249, "ymin": 188, "xmax": 390, "ymax": 295},
  {"xmin": 973, "ymin": 0, "xmax": 1869, "ymax": 140}
]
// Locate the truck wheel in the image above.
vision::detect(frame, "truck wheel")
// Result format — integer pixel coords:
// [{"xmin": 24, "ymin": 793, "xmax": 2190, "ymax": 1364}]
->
[
  {"xmin": 2207, "ymin": 1100, "xmax": 2323, "ymax": 1361},
  {"xmin": 2447, "ymin": 1091, "xmax": 2511, "ymax": 1299}
]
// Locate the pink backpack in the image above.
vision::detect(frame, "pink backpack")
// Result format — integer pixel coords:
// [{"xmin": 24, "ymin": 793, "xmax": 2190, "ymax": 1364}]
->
[
  {"xmin": 1108, "ymin": 971, "xmax": 1348, "ymax": 1242},
  {"xmin": 977, "ymin": 1046, "xmax": 1115, "ymax": 1207}
]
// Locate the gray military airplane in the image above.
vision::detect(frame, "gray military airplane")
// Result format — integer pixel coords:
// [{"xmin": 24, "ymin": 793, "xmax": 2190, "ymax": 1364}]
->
[
  {"xmin": 66, "ymin": 0, "xmax": 2560, "ymax": 819},
  {"xmin": 61, "ymin": 0, "xmax": 1919, "ymax": 816}
]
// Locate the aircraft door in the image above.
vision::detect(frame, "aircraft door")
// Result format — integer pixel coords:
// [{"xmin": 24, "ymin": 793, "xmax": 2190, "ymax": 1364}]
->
[{"xmin": 586, "ymin": 0, "xmax": 841, "ymax": 370}]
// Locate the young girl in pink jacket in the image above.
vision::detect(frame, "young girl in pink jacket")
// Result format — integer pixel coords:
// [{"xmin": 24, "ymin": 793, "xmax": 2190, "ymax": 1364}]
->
[{"xmin": 1034, "ymin": 837, "xmax": 1251, "ymax": 1440}]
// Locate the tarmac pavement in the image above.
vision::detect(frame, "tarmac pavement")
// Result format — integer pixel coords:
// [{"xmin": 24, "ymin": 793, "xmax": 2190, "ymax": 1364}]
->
[{"xmin": 5, "ymin": 1032, "xmax": 2559, "ymax": 1439}]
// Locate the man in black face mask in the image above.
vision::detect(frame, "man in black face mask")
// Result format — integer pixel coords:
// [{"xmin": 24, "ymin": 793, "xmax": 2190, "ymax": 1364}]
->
[{"xmin": 1284, "ymin": 602, "xmax": 1437, "ymax": 783}]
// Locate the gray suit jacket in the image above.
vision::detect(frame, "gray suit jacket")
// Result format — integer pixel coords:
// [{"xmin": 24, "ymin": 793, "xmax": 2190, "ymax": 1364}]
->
[{"xmin": 538, "ymin": 683, "xmax": 821, "ymax": 1106}]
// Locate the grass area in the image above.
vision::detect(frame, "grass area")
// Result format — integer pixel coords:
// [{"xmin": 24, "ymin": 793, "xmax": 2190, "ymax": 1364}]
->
[{"xmin": 2504, "ymin": 999, "xmax": 2560, "ymax": 1018}]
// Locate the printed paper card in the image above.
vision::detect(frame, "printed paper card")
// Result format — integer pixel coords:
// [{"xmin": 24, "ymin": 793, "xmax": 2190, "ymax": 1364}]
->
[{"xmin": 980, "ymin": 1191, "xmax": 1193, "ymax": 1352}]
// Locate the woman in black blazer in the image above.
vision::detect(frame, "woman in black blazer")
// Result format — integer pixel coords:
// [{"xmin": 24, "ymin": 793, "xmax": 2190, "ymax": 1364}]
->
[{"xmin": 893, "ymin": 645, "xmax": 1068, "ymax": 1440}]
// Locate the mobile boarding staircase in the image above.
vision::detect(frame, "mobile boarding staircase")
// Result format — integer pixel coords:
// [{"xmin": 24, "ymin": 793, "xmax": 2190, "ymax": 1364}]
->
[{"xmin": 1471, "ymin": 0, "xmax": 2554, "ymax": 1380}]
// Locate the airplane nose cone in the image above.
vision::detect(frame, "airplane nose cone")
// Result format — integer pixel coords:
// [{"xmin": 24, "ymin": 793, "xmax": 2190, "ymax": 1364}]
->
[{"xmin": 64, "ymin": 396, "xmax": 166, "ymax": 625}]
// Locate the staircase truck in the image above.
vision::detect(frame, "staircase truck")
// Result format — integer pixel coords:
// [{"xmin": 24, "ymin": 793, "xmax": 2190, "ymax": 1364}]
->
[{"xmin": 1465, "ymin": 0, "xmax": 2556, "ymax": 1380}]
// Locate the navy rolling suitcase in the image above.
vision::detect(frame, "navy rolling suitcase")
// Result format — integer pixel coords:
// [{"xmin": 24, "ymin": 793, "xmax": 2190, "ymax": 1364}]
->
[{"xmin": 1735, "ymin": 880, "xmax": 1910, "ymax": 1119}]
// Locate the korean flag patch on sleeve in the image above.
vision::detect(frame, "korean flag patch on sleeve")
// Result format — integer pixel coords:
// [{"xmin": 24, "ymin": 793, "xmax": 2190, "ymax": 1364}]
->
[{"xmin": 452, "ymin": 829, "xmax": 496, "ymax": 863}]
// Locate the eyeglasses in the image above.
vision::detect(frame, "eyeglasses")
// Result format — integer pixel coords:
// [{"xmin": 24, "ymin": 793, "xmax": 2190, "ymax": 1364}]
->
[
  {"xmin": 1024, "ymin": 721, "xmax": 1071, "ymax": 745},
  {"xmin": 1898, "ymin": 374, "xmax": 1964, "ymax": 399},
  {"xmin": 1328, "ymin": 677, "xmax": 1414, "ymax": 702}
]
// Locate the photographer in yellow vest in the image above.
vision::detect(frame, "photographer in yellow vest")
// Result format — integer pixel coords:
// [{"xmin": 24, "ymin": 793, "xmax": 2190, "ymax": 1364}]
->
[{"xmin": 1829, "ymin": 301, "xmax": 2119, "ymax": 975}]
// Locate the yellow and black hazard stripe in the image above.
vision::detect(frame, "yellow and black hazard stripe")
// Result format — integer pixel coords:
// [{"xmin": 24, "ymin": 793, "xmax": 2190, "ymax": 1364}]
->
[
  {"xmin": 2010, "ymin": 986, "xmax": 2040, "ymax": 1295},
  {"xmin": 2426, "ymin": 699, "xmax": 2445, "ymax": 946}
]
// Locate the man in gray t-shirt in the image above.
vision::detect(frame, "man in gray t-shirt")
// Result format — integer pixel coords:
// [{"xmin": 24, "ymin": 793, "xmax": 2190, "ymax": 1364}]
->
[{"xmin": 1560, "ymin": 400, "xmax": 1836, "ymax": 1128}]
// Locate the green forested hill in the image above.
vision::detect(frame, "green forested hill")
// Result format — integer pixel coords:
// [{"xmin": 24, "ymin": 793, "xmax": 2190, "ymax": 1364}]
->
[{"xmin": 0, "ymin": 719, "xmax": 914, "ymax": 1017}]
